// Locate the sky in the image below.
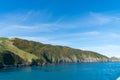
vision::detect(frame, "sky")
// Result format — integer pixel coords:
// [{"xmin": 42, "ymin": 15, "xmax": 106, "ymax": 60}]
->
[{"xmin": 0, "ymin": 0, "xmax": 120, "ymax": 57}]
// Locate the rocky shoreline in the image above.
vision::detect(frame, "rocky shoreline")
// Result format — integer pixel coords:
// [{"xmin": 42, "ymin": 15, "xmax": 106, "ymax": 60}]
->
[
  {"xmin": 0, "ymin": 59, "xmax": 119, "ymax": 69},
  {"xmin": 0, "ymin": 38, "xmax": 119, "ymax": 69}
]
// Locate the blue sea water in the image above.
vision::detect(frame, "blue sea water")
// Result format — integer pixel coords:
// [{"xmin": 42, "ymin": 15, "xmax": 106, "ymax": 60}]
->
[{"xmin": 0, "ymin": 62, "xmax": 120, "ymax": 80}]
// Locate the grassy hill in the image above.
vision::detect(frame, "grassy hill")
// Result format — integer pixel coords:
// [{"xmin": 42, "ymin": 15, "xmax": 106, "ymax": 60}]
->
[
  {"xmin": 0, "ymin": 38, "xmax": 38, "ymax": 62},
  {"xmin": 0, "ymin": 37, "xmax": 112, "ymax": 68},
  {"xmin": 11, "ymin": 38, "xmax": 109, "ymax": 62}
]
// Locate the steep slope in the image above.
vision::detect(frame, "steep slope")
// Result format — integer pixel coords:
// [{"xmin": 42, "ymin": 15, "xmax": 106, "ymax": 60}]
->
[
  {"xmin": 0, "ymin": 38, "xmax": 39, "ymax": 67},
  {"xmin": 0, "ymin": 37, "xmax": 111, "ymax": 69},
  {"xmin": 11, "ymin": 38, "xmax": 109, "ymax": 64},
  {"xmin": 0, "ymin": 50, "xmax": 25, "ymax": 68}
]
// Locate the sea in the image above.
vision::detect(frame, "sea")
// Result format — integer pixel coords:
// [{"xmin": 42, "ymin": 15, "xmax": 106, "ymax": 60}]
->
[{"xmin": 0, "ymin": 62, "xmax": 120, "ymax": 80}]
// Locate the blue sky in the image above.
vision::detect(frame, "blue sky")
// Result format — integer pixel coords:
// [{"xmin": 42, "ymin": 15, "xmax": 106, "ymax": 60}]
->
[{"xmin": 0, "ymin": 0, "xmax": 120, "ymax": 57}]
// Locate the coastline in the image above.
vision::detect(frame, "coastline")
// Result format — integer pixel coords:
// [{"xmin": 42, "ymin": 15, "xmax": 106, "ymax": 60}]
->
[{"xmin": 0, "ymin": 60, "xmax": 120, "ymax": 69}]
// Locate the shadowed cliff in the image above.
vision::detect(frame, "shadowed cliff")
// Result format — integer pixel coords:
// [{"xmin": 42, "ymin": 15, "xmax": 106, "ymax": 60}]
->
[{"xmin": 0, "ymin": 37, "xmax": 118, "ymax": 68}]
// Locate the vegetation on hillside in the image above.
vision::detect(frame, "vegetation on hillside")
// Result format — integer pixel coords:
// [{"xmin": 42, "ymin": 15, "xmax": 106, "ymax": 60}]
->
[
  {"xmin": 0, "ymin": 50, "xmax": 24, "ymax": 66},
  {"xmin": 11, "ymin": 38, "xmax": 109, "ymax": 63},
  {"xmin": 0, "ymin": 37, "xmax": 118, "ymax": 69}
]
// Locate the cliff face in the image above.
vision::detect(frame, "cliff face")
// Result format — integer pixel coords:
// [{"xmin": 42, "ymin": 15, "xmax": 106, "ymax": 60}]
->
[
  {"xmin": 11, "ymin": 38, "xmax": 109, "ymax": 63},
  {"xmin": 0, "ymin": 51, "xmax": 25, "ymax": 68},
  {"xmin": 109, "ymin": 57, "xmax": 120, "ymax": 62},
  {"xmin": 0, "ymin": 38, "xmax": 112, "ymax": 68}
]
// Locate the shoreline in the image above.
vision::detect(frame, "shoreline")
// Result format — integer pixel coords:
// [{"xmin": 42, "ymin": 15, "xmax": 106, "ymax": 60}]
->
[{"xmin": 0, "ymin": 61, "xmax": 120, "ymax": 69}]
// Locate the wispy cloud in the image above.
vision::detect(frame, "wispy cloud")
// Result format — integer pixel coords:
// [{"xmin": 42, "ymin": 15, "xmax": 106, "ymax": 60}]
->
[
  {"xmin": 85, "ymin": 12, "xmax": 114, "ymax": 25},
  {"xmin": 1, "ymin": 11, "xmax": 120, "ymax": 34},
  {"xmin": 9, "ymin": 36, "xmax": 71, "ymax": 46},
  {"xmin": 0, "ymin": 24, "xmax": 61, "ymax": 37},
  {"xmin": 1, "ymin": 11, "xmax": 120, "ymax": 57},
  {"xmin": 81, "ymin": 31, "xmax": 101, "ymax": 36},
  {"xmin": 64, "ymin": 12, "xmax": 120, "ymax": 28},
  {"xmin": 0, "ymin": 10, "xmax": 53, "ymax": 25},
  {"xmin": 81, "ymin": 45, "xmax": 120, "ymax": 57}
]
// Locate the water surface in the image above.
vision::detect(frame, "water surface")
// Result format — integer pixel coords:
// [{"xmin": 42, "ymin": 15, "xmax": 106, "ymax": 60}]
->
[{"xmin": 0, "ymin": 62, "xmax": 120, "ymax": 80}]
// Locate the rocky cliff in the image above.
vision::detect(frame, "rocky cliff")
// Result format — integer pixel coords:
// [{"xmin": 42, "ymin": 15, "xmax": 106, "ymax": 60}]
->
[{"xmin": 0, "ymin": 38, "xmax": 116, "ymax": 69}]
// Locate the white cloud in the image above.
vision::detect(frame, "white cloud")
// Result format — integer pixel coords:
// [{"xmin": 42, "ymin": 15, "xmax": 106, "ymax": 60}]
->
[
  {"xmin": 12, "ymin": 23, "xmax": 59, "ymax": 32},
  {"xmin": 0, "ymin": 11, "xmax": 120, "ymax": 58},
  {"xmin": 68, "ymin": 12, "xmax": 120, "ymax": 28},
  {"xmin": 81, "ymin": 45, "xmax": 120, "ymax": 57},
  {"xmin": 82, "ymin": 31, "xmax": 101, "ymax": 35},
  {"xmin": 108, "ymin": 33, "xmax": 120, "ymax": 38},
  {"xmin": 88, "ymin": 12, "xmax": 113, "ymax": 25},
  {"xmin": 0, "ymin": 10, "xmax": 65, "ymax": 35},
  {"xmin": 21, "ymin": 11, "xmax": 34, "ymax": 22},
  {"xmin": 52, "ymin": 31, "xmax": 120, "ymax": 41},
  {"xmin": 1, "ymin": 11, "xmax": 120, "ymax": 33},
  {"xmin": 61, "ymin": 31, "xmax": 101, "ymax": 37},
  {"xmin": 9, "ymin": 36, "xmax": 71, "ymax": 46},
  {"xmin": 0, "ymin": 22, "xmax": 61, "ymax": 37},
  {"xmin": 9, "ymin": 35, "xmax": 120, "ymax": 58},
  {"xmin": 0, "ymin": 10, "xmax": 53, "ymax": 25}
]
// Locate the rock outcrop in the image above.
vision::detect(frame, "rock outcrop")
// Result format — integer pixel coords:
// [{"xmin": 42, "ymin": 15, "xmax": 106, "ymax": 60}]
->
[{"xmin": 0, "ymin": 38, "xmax": 117, "ymax": 69}]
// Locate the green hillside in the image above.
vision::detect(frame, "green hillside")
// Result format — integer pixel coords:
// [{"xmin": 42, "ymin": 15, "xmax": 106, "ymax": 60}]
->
[
  {"xmin": 11, "ymin": 38, "xmax": 109, "ymax": 63},
  {"xmin": 0, "ymin": 38, "xmax": 38, "ymax": 62},
  {"xmin": 0, "ymin": 37, "xmax": 114, "ymax": 69}
]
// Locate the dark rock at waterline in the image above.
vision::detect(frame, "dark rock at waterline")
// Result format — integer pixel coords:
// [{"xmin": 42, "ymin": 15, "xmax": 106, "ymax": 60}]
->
[{"xmin": 0, "ymin": 37, "xmax": 119, "ymax": 69}]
